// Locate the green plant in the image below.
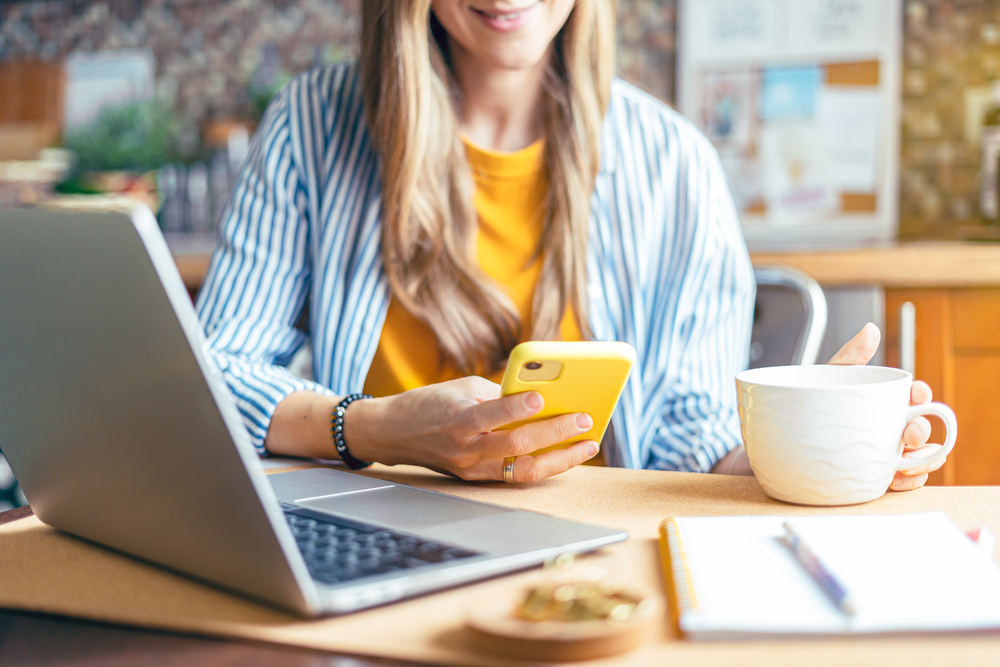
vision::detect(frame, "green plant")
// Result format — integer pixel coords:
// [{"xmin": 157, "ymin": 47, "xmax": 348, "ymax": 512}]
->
[{"xmin": 64, "ymin": 102, "xmax": 176, "ymax": 173}]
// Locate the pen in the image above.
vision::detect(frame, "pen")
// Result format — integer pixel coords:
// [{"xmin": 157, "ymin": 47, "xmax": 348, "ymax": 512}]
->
[{"xmin": 781, "ymin": 522, "xmax": 858, "ymax": 616}]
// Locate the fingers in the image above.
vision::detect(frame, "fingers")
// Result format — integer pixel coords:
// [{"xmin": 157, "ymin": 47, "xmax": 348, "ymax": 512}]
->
[
  {"xmin": 891, "ymin": 437, "xmax": 947, "ymax": 493},
  {"xmin": 890, "ymin": 470, "xmax": 929, "ymax": 492},
  {"xmin": 509, "ymin": 441, "xmax": 600, "ymax": 484},
  {"xmin": 896, "ymin": 442, "xmax": 946, "ymax": 477},
  {"xmin": 827, "ymin": 322, "xmax": 881, "ymax": 365},
  {"xmin": 478, "ymin": 412, "xmax": 594, "ymax": 460},
  {"xmin": 902, "ymin": 416, "xmax": 932, "ymax": 449},
  {"xmin": 464, "ymin": 391, "xmax": 544, "ymax": 433},
  {"xmin": 910, "ymin": 380, "xmax": 932, "ymax": 406}
]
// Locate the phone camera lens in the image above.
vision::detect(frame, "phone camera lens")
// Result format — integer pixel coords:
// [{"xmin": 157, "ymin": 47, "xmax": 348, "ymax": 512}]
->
[{"xmin": 525, "ymin": 362, "xmax": 542, "ymax": 370}]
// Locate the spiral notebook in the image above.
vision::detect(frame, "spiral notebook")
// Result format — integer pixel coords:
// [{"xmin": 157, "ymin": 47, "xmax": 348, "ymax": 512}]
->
[{"xmin": 658, "ymin": 513, "xmax": 1000, "ymax": 639}]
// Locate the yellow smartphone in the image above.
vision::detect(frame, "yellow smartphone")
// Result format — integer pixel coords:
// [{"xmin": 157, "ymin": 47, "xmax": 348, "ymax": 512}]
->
[{"xmin": 498, "ymin": 341, "xmax": 636, "ymax": 456}]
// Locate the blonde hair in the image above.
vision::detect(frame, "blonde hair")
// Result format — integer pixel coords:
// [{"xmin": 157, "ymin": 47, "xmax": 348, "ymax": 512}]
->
[{"xmin": 360, "ymin": 1, "xmax": 616, "ymax": 374}]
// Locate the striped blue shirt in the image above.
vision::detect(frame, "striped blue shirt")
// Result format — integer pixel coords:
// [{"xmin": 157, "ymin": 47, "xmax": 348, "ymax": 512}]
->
[{"xmin": 197, "ymin": 64, "xmax": 755, "ymax": 473}]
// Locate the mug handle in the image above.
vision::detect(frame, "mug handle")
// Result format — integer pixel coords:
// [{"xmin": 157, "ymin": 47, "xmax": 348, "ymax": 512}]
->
[{"xmin": 895, "ymin": 402, "xmax": 958, "ymax": 472}]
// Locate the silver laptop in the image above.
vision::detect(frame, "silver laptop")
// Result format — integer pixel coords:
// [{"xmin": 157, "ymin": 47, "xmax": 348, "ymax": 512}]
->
[{"xmin": 0, "ymin": 207, "xmax": 626, "ymax": 616}]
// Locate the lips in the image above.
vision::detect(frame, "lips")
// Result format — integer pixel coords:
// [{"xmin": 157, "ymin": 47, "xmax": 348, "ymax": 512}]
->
[
  {"xmin": 471, "ymin": 3, "xmax": 538, "ymax": 21},
  {"xmin": 468, "ymin": 2, "xmax": 538, "ymax": 31},
  {"xmin": 471, "ymin": 5, "xmax": 534, "ymax": 21}
]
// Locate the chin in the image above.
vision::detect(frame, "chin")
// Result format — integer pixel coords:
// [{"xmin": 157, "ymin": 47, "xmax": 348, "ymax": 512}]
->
[
  {"xmin": 472, "ymin": 29, "xmax": 554, "ymax": 72},
  {"xmin": 486, "ymin": 48, "xmax": 549, "ymax": 72}
]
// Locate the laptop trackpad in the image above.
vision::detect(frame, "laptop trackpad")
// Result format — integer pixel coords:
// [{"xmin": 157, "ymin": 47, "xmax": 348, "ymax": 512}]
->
[{"xmin": 295, "ymin": 486, "xmax": 512, "ymax": 530}]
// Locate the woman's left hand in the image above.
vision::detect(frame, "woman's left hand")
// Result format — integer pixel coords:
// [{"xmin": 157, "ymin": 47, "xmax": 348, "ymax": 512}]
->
[{"xmin": 828, "ymin": 322, "xmax": 944, "ymax": 491}]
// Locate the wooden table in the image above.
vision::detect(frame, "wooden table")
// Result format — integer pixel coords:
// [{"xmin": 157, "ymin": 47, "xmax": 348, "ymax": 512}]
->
[{"xmin": 2, "ymin": 465, "xmax": 999, "ymax": 666}]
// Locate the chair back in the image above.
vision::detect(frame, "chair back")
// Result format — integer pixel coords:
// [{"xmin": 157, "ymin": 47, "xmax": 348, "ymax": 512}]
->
[{"xmin": 750, "ymin": 266, "xmax": 827, "ymax": 368}]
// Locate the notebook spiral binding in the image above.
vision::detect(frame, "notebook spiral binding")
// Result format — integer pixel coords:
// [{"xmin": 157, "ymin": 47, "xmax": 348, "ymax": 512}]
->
[{"xmin": 659, "ymin": 518, "xmax": 699, "ymax": 636}]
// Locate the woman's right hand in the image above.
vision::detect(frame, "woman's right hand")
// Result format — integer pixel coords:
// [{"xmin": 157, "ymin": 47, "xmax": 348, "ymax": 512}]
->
[{"xmin": 345, "ymin": 376, "xmax": 599, "ymax": 482}]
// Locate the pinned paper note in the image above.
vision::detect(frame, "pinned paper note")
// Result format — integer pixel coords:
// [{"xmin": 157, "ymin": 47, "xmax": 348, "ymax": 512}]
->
[
  {"xmin": 760, "ymin": 67, "xmax": 823, "ymax": 121},
  {"xmin": 818, "ymin": 88, "xmax": 880, "ymax": 193},
  {"xmin": 700, "ymin": 70, "xmax": 755, "ymax": 150},
  {"xmin": 760, "ymin": 121, "xmax": 836, "ymax": 219},
  {"xmin": 787, "ymin": 0, "xmax": 880, "ymax": 54},
  {"xmin": 684, "ymin": 0, "xmax": 780, "ymax": 61}
]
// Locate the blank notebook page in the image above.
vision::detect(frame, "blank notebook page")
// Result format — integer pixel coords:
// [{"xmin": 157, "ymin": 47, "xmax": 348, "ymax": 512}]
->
[{"xmin": 665, "ymin": 512, "xmax": 1000, "ymax": 638}]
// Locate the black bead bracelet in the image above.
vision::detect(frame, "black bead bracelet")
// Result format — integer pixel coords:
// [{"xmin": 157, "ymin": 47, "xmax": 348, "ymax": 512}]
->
[{"xmin": 331, "ymin": 393, "xmax": 373, "ymax": 470}]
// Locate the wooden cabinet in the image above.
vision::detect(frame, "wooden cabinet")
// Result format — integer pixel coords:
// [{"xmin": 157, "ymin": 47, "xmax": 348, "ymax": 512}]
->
[
  {"xmin": 885, "ymin": 289, "xmax": 1000, "ymax": 486},
  {"xmin": 0, "ymin": 61, "xmax": 64, "ymax": 160}
]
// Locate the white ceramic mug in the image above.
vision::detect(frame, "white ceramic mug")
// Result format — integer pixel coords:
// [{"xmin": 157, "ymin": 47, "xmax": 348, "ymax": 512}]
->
[{"xmin": 735, "ymin": 365, "xmax": 957, "ymax": 506}]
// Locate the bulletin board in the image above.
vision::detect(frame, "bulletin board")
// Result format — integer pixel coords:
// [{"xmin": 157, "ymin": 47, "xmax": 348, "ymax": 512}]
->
[{"xmin": 677, "ymin": 0, "xmax": 902, "ymax": 249}]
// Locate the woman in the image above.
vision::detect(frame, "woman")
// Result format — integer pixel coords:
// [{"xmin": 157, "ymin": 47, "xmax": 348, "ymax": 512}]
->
[{"xmin": 197, "ymin": 0, "xmax": 944, "ymax": 489}]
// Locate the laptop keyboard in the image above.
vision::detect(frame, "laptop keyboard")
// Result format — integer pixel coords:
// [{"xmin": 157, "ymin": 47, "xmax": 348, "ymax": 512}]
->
[{"xmin": 282, "ymin": 507, "xmax": 482, "ymax": 586}]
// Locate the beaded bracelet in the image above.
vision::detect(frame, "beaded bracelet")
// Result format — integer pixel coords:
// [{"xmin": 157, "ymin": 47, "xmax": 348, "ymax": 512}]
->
[{"xmin": 331, "ymin": 393, "xmax": 373, "ymax": 470}]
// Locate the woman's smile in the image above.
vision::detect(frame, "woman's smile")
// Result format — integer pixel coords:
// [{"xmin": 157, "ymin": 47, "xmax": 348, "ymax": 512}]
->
[
  {"xmin": 469, "ymin": 2, "xmax": 539, "ymax": 32},
  {"xmin": 433, "ymin": 0, "xmax": 573, "ymax": 72}
]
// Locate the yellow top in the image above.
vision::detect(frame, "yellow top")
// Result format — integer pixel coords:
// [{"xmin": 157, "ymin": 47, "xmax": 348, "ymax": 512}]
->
[{"xmin": 363, "ymin": 137, "xmax": 582, "ymax": 397}]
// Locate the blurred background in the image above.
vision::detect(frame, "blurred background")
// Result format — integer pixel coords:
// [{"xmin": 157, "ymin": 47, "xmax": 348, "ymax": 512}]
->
[
  {"xmin": 0, "ymin": 0, "xmax": 680, "ymax": 239},
  {"xmin": 3, "ymin": 0, "xmax": 1000, "ymax": 240}
]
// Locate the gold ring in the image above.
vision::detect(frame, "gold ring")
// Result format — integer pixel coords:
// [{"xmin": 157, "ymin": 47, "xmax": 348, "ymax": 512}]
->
[{"xmin": 503, "ymin": 456, "xmax": 516, "ymax": 484}]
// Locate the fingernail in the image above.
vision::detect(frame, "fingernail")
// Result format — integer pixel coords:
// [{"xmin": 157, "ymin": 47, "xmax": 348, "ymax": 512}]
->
[
  {"xmin": 587, "ymin": 442, "xmax": 599, "ymax": 457},
  {"xmin": 576, "ymin": 413, "xmax": 593, "ymax": 430},
  {"xmin": 525, "ymin": 392, "xmax": 542, "ymax": 410}
]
